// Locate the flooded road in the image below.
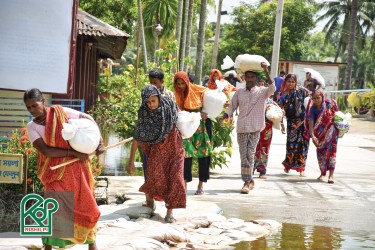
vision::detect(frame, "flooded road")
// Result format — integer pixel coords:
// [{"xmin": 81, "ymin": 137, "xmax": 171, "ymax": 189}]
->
[{"xmin": 100, "ymin": 117, "xmax": 375, "ymax": 249}]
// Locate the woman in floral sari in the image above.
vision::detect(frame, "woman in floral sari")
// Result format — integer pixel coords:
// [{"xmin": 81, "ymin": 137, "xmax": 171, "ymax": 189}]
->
[
  {"xmin": 134, "ymin": 84, "xmax": 186, "ymax": 223},
  {"xmin": 305, "ymin": 89, "xmax": 339, "ymax": 184},
  {"xmin": 279, "ymin": 74, "xmax": 310, "ymax": 176},
  {"xmin": 24, "ymin": 88, "xmax": 102, "ymax": 250},
  {"xmin": 174, "ymin": 71, "xmax": 212, "ymax": 195}
]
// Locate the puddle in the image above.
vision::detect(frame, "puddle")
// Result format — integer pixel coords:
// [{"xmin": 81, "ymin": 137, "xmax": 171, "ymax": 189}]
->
[{"xmin": 232, "ymin": 223, "xmax": 375, "ymax": 249}]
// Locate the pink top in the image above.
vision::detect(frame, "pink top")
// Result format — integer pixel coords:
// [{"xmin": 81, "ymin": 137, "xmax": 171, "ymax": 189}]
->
[
  {"xmin": 27, "ymin": 107, "xmax": 80, "ymax": 143},
  {"xmin": 225, "ymin": 83, "xmax": 276, "ymax": 133}
]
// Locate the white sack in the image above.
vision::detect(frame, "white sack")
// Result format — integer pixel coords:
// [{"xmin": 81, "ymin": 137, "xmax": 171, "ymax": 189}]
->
[
  {"xmin": 303, "ymin": 68, "xmax": 326, "ymax": 88},
  {"xmin": 266, "ymin": 105, "xmax": 283, "ymax": 123},
  {"xmin": 234, "ymin": 54, "xmax": 270, "ymax": 73},
  {"xmin": 236, "ymin": 81, "xmax": 246, "ymax": 89},
  {"xmin": 62, "ymin": 119, "xmax": 101, "ymax": 154},
  {"xmin": 202, "ymin": 90, "xmax": 227, "ymax": 119},
  {"xmin": 304, "ymin": 96, "xmax": 311, "ymax": 109},
  {"xmin": 176, "ymin": 111, "xmax": 201, "ymax": 139},
  {"xmin": 221, "ymin": 55, "xmax": 235, "ymax": 70}
]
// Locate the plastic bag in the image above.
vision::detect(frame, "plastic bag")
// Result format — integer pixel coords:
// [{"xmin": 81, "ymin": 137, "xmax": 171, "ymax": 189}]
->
[
  {"xmin": 221, "ymin": 55, "xmax": 235, "ymax": 70},
  {"xmin": 303, "ymin": 68, "xmax": 326, "ymax": 88},
  {"xmin": 62, "ymin": 119, "xmax": 101, "ymax": 154},
  {"xmin": 202, "ymin": 90, "xmax": 227, "ymax": 119},
  {"xmin": 234, "ymin": 54, "xmax": 270, "ymax": 73},
  {"xmin": 266, "ymin": 104, "xmax": 283, "ymax": 124},
  {"xmin": 334, "ymin": 111, "xmax": 351, "ymax": 138},
  {"xmin": 176, "ymin": 111, "xmax": 201, "ymax": 139}
]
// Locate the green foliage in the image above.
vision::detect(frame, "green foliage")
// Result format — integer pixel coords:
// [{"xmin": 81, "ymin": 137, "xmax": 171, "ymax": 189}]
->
[
  {"xmin": 79, "ymin": 0, "xmax": 137, "ymax": 34},
  {"xmin": 217, "ymin": 0, "xmax": 316, "ymax": 67},
  {"xmin": 0, "ymin": 128, "xmax": 42, "ymax": 193}
]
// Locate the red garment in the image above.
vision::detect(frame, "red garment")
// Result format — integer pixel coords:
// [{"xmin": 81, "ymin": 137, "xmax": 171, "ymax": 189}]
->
[
  {"xmin": 39, "ymin": 105, "xmax": 99, "ymax": 246},
  {"xmin": 140, "ymin": 127, "xmax": 186, "ymax": 209},
  {"xmin": 254, "ymin": 120, "xmax": 273, "ymax": 175}
]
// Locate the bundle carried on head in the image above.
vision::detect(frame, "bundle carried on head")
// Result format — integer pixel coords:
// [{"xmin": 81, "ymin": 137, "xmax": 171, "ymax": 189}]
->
[{"xmin": 234, "ymin": 54, "xmax": 270, "ymax": 73}]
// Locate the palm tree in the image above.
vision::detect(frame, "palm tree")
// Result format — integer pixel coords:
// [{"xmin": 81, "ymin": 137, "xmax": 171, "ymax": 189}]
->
[
  {"xmin": 175, "ymin": 0, "xmax": 184, "ymax": 68},
  {"xmin": 184, "ymin": 0, "xmax": 194, "ymax": 72},
  {"xmin": 137, "ymin": 0, "xmax": 148, "ymax": 72},
  {"xmin": 195, "ymin": 0, "xmax": 207, "ymax": 84},
  {"xmin": 179, "ymin": 0, "xmax": 189, "ymax": 71},
  {"xmin": 344, "ymin": 0, "xmax": 358, "ymax": 90},
  {"xmin": 143, "ymin": 0, "xmax": 178, "ymax": 58},
  {"xmin": 317, "ymin": 0, "xmax": 375, "ymax": 62}
]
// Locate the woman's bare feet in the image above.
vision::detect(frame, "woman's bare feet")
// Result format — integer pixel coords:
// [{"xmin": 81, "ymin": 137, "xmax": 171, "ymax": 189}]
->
[
  {"xmin": 317, "ymin": 175, "xmax": 324, "ymax": 181},
  {"xmin": 259, "ymin": 174, "xmax": 267, "ymax": 179},
  {"xmin": 300, "ymin": 171, "xmax": 306, "ymax": 177},
  {"xmin": 284, "ymin": 168, "xmax": 289, "ymax": 173},
  {"xmin": 328, "ymin": 177, "xmax": 334, "ymax": 184}
]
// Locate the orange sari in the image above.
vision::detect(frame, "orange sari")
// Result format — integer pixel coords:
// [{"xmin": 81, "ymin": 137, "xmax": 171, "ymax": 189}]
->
[{"xmin": 39, "ymin": 105, "xmax": 100, "ymax": 248}]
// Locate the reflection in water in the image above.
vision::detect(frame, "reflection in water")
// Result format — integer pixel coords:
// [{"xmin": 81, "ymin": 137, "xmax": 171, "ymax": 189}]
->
[
  {"xmin": 233, "ymin": 223, "xmax": 375, "ymax": 249},
  {"xmin": 102, "ymin": 134, "xmax": 143, "ymax": 176}
]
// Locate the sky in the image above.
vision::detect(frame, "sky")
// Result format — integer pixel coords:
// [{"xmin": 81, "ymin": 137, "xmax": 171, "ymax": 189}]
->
[{"xmin": 207, "ymin": 0, "xmax": 259, "ymax": 24}]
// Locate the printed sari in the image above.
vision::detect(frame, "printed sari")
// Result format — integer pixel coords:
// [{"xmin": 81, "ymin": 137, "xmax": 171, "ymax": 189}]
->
[
  {"xmin": 305, "ymin": 96, "xmax": 339, "ymax": 176},
  {"xmin": 279, "ymin": 87, "xmax": 310, "ymax": 172},
  {"xmin": 39, "ymin": 105, "xmax": 99, "ymax": 248}
]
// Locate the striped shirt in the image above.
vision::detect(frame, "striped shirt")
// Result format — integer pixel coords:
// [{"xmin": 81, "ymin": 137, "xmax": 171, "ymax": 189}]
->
[
  {"xmin": 225, "ymin": 83, "xmax": 276, "ymax": 133},
  {"xmin": 160, "ymin": 86, "xmax": 176, "ymax": 102}
]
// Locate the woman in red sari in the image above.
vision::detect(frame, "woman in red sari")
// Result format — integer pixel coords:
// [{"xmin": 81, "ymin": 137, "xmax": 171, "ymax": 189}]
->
[
  {"xmin": 305, "ymin": 89, "xmax": 339, "ymax": 184},
  {"xmin": 134, "ymin": 84, "xmax": 186, "ymax": 223},
  {"xmin": 24, "ymin": 88, "xmax": 102, "ymax": 250}
]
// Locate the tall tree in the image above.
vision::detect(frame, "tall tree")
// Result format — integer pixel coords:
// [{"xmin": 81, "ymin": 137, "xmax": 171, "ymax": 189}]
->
[
  {"xmin": 344, "ymin": 0, "xmax": 359, "ymax": 90},
  {"xmin": 175, "ymin": 0, "xmax": 184, "ymax": 69},
  {"xmin": 218, "ymin": 1, "xmax": 315, "ymax": 63},
  {"xmin": 184, "ymin": 0, "xmax": 194, "ymax": 72},
  {"xmin": 195, "ymin": 0, "xmax": 207, "ymax": 84},
  {"xmin": 138, "ymin": 0, "xmax": 148, "ymax": 72},
  {"xmin": 179, "ymin": 0, "xmax": 189, "ymax": 71},
  {"xmin": 143, "ymin": 0, "xmax": 178, "ymax": 57},
  {"xmin": 316, "ymin": 0, "xmax": 375, "ymax": 62}
]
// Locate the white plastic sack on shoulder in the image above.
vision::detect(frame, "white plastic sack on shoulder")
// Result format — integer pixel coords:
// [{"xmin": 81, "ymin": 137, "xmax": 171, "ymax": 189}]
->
[
  {"xmin": 62, "ymin": 119, "xmax": 101, "ymax": 154},
  {"xmin": 236, "ymin": 81, "xmax": 246, "ymax": 89},
  {"xmin": 265, "ymin": 104, "xmax": 283, "ymax": 123},
  {"xmin": 221, "ymin": 55, "xmax": 235, "ymax": 70},
  {"xmin": 304, "ymin": 68, "xmax": 326, "ymax": 88},
  {"xmin": 176, "ymin": 111, "xmax": 201, "ymax": 139},
  {"xmin": 234, "ymin": 54, "xmax": 270, "ymax": 73},
  {"xmin": 202, "ymin": 90, "xmax": 227, "ymax": 119},
  {"xmin": 304, "ymin": 96, "xmax": 311, "ymax": 109}
]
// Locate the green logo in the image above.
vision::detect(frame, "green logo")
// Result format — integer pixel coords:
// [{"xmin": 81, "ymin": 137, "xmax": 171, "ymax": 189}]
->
[{"xmin": 20, "ymin": 193, "xmax": 59, "ymax": 236}]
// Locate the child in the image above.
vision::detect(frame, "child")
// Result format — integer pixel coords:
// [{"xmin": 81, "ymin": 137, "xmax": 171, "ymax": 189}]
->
[{"xmin": 134, "ymin": 84, "xmax": 186, "ymax": 223}]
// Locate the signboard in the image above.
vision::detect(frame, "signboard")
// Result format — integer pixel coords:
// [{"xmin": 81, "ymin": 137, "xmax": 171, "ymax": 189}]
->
[
  {"xmin": 0, "ymin": 153, "xmax": 23, "ymax": 184},
  {"xmin": 0, "ymin": 0, "xmax": 77, "ymax": 93},
  {"xmin": 292, "ymin": 64, "xmax": 339, "ymax": 92}
]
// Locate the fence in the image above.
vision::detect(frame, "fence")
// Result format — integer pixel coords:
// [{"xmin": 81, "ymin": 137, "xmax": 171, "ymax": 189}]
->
[{"xmin": 0, "ymin": 97, "xmax": 85, "ymax": 137}]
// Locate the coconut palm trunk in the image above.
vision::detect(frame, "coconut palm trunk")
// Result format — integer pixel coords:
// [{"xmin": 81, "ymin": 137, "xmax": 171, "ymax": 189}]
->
[
  {"xmin": 344, "ymin": 0, "xmax": 358, "ymax": 90},
  {"xmin": 175, "ymin": 0, "xmax": 183, "ymax": 70},
  {"xmin": 195, "ymin": 0, "xmax": 207, "ymax": 84},
  {"xmin": 184, "ymin": 0, "xmax": 194, "ymax": 72},
  {"xmin": 179, "ymin": 0, "xmax": 189, "ymax": 71},
  {"xmin": 138, "ymin": 0, "xmax": 148, "ymax": 73}
]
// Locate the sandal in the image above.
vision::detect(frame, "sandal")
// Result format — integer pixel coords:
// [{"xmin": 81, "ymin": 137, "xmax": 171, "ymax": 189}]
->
[
  {"xmin": 194, "ymin": 189, "xmax": 204, "ymax": 195},
  {"xmin": 240, "ymin": 186, "xmax": 249, "ymax": 194},
  {"xmin": 164, "ymin": 216, "xmax": 176, "ymax": 223}
]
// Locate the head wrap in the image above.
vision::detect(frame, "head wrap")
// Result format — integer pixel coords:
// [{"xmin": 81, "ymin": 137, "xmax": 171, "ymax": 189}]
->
[
  {"xmin": 173, "ymin": 71, "xmax": 207, "ymax": 111},
  {"xmin": 208, "ymin": 69, "xmax": 223, "ymax": 89},
  {"xmin": 134, "ymin": 85, "xmax": 178, "ymax": 144}
]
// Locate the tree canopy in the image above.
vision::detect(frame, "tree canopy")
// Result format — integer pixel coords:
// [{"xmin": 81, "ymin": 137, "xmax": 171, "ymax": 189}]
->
[{"xmin": 217, "ymin": 0, "xmax": 316, "ymax": 67}]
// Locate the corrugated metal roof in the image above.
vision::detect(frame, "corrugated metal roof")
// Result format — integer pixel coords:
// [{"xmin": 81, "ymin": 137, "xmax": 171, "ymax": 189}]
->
[
  {"xmin": 77, "ymin": 10, "xmax": 130, "ymax": 37},
  {"xmin": 77, "ymin": 10, "xmax": 130, "ymax": 59}
]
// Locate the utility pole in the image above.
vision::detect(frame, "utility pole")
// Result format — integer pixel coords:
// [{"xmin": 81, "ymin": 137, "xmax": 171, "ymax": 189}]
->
[
  {"xmin": 210, "ymin": 0, "xmax": 223, "ymax": 70},
  {"xmin": 270, "ymin": 0, "xmax": 284, "ymax": 78}
]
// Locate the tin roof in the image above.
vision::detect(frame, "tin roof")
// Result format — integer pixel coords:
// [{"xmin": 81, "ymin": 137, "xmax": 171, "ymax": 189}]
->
[{"xmin": 77, "ymin": 10, "xmax": 130, "ymax": 59}]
